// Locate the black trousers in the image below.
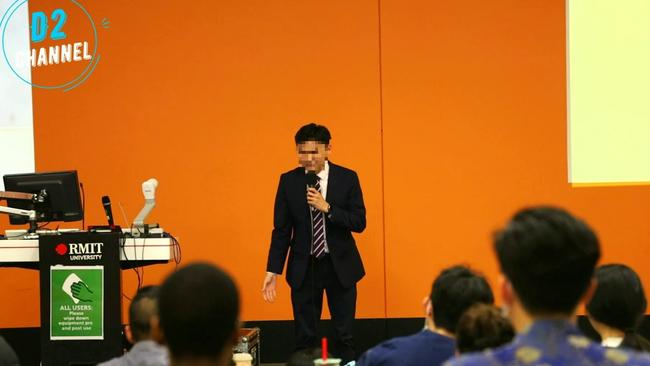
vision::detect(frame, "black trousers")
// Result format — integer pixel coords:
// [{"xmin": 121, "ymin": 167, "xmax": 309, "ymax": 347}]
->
[{"xmin": 291, "ymin": 254, "xmax": 357, "ymax": 363}]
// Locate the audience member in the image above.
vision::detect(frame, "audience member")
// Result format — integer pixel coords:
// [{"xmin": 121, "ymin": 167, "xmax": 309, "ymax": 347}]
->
[
  {"xmin": 455, "ymin": 303, "xmax": 514, "ymax": 354},
  {"xmin": 156, "ymin": 262, "xmax": 240, "ymax": 366},
  {"xmin": 99, "ymin": 286, "xmax": 168, "ymax": 366},
  {"xmin": 587, "ymin": 264, "xmax": 650, "ymax": 352},
  {"xmin": 356, "ymin": 265, "xmax": 493, "ymax": 366},
  {"xmin": 447, "ymin": 206, "xmax": 650, "ymax": 365}
]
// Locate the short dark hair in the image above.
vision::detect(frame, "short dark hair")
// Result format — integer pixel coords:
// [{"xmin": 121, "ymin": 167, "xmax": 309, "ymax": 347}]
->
[
  {"xmin": 587, "ymin": 264, "xmax": 647, "ymax": 331},
  {"xmin": 455, "ymin": 303, "xmax": 515, "ymax": 354},
  {"xmin": 295, "ymin": 123, "xmax": 331, "ymax": 144},
  {"xmin": 129, "ymin": 285, "xmax": 159, "ymax": 342},
  {"xmin": 430, "ymin": 265, "xmax": 494, "ymax": 333},
  {"xmin": 495, "ymin": 206, "xmax": 600, "ymax": 315},
  {"xmin": 159, "ymin": 262, "xmax": 240, "ymax": 361}
]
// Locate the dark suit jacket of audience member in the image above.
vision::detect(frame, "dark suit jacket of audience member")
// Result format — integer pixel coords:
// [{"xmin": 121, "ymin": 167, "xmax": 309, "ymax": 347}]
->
[{"xmin": 356, "ymin": 330, "xmax": 455, "ymax": 366}]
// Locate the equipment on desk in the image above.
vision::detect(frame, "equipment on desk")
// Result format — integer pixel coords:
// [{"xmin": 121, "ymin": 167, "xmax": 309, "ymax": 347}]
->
[
  {"xmin": 1, "ymin": 171, "xmax": 82, "ymax": 235},
  {"xmin": 88, "ymin": 195, "xmax": 122, "ymax": 233},
  {"xmin": 0, "ymin": 173, "xmax": 179, "ymax": 365},
  {"xmin": 4, "ymin": 228, "xmax": 81, "ymax": 239},
  {"xmin": 3, "ymin": 170, "xmax": 83, "ymax": 224},
  {"xmin": 102, "ymin": 195, "xmax": 115, "ymax": 228},
  {"xmin": 0, "ymin": 204, "xmax": 37, "ymax": 233},
  {"xmin": 0, "ymin": 189, "xmax": 42, "ymax": 233},
  {"xmin": 122, "ymin": 178, "xmax": 163, "ymax": 237}
]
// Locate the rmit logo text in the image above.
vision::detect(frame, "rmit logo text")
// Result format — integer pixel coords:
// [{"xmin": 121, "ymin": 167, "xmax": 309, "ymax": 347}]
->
[{"xmin": 69, "ymin": 243, "xmax": 103, "ymax": 255}]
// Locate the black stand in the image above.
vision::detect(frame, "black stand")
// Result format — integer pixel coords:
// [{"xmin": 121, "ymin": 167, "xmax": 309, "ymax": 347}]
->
[{"xmin": 38, "ymin": 232, "xmax": 122, "ymax": 366}]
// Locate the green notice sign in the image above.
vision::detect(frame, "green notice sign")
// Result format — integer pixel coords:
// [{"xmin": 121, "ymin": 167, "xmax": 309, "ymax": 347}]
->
[{"xmin": 50, "ymin": 266, "xmax": 104, "ymax": 340}]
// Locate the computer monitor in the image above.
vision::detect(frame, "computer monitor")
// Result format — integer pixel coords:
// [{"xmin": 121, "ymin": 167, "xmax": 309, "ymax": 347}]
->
[{"xmin": 3, "ymin": 170, "xmax": 83, "ymax": 225}]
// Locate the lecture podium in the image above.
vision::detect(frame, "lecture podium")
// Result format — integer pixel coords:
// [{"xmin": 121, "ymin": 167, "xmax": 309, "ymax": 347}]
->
[{"xmin": 0, "ymin": 231, "xmax": 175, "ymax": 366}]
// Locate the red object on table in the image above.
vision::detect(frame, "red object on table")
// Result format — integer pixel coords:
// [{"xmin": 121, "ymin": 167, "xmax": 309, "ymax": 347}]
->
[{"xmin": 322, "ymin": 337, "xmax": 328, "ymax": 361}]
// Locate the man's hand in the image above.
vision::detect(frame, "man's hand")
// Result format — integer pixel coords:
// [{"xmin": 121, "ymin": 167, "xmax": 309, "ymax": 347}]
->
[
  {"xmin": 307, "ymin": 188, "xmax": 330, "ymax": 213},
  {"xmin": 262, "ymin": 272, "xmax": 278, "ymax": 303}
]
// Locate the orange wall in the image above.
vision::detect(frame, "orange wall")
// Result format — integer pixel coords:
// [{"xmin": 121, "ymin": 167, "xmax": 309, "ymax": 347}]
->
[
  {"xmin": 2, "ymin": 0, "xmax": 650, "ymax": 328},
  {"xmin": 380, "ymin": 0, "xmax": 650, "ymax": 316}
]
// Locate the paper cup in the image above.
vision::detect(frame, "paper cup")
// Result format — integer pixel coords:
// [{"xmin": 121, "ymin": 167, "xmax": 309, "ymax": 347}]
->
[{"xmin": 314, "ymin": 358, "xmax": 342, "ymax": 366}]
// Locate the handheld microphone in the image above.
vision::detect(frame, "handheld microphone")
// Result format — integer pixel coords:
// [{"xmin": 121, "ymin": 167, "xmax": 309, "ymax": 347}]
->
[
  {"xmin": 306, "ymin": 171, "xmax": 318, "ymax": 188},
  {"xmin": 101, "ymin": 195, "xmax": 115, "ymax": 228}
]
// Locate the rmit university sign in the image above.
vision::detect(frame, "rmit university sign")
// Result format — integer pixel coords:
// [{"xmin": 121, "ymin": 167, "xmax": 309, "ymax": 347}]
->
[{"xmin": 69, "ymin": 242, "xmax": 103, "ymax": 261}]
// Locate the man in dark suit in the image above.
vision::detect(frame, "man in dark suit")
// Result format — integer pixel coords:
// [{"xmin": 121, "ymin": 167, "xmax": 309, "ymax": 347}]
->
[{"xmin": 262, "ymin": 123, "xmax": 366, "ymax": 363}]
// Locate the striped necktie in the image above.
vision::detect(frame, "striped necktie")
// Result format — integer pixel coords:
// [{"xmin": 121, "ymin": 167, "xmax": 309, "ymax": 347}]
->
[{"xmin": 311, "ymin": 179, "xmax": 326, "ymax": 258}]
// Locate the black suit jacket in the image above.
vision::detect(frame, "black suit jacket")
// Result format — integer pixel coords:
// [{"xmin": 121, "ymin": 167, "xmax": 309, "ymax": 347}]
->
[{"xmin": 266, "ymin": 162, "xmax": 366, "ymax": 289}]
